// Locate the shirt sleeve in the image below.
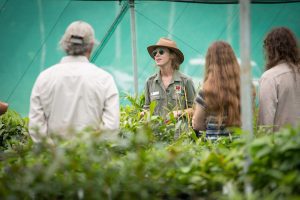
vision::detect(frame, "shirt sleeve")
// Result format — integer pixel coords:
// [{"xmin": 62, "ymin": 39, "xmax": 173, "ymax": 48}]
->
[
  {"xmin": 143, "ymin": 79, "xmax": 151, "ymax": 110},
  {"xmin": 102, "ymin": 76, "xmax": 120, "ymax": 130},
  {"xmin": 258, "ymin": 76, "xmax": 278, "ymax": 127},
  {"xmin": 195, "ymin": 90, "xmax": 206, "ymax": 108},
  {"xmin": 28, "ymin": 76, "xmax": 48, "ymax": 142},
  {"xmin": 185, "ymin": 78, "xmax": 196, "ymax": 108},
  {"xmin": 192, "ymin": 103, "xmax": 206, "ymax": 131}
]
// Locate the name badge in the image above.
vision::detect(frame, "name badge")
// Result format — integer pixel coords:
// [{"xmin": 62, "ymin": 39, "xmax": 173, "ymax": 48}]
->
[{"xmin": 151, "ymin": 91, "xmax": 159, "ymax": 96}]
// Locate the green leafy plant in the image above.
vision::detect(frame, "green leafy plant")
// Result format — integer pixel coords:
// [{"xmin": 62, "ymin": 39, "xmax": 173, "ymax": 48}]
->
[
  {"xmin": 0, "ymin": 109, "xmax": 29, "ymax": 151},
  {"xmin": 0, "ymin": 97, "xmax": 300, "ymax": 199}
]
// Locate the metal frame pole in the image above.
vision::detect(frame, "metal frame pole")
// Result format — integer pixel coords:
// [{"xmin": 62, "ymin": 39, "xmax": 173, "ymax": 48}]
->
[
  {"xmin": 240, "ymin": 0, "xmax": 253, "ymax": 136},
  {"xmin": 129, "ymin": 0, "xmax": 138, "ymax": 96},
  {"xmin": 239, "ymin": 0, "xmax": 253, "ymax": 196},
  {"xmin": 91, "ymin": 1, "xmax": 129, "ymax": 62}
]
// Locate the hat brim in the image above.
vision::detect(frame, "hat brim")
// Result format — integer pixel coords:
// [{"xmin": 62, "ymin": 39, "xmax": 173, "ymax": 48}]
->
[{"xmin": 147, "ymin": 45, "xmax": 184, "ymax": 64}]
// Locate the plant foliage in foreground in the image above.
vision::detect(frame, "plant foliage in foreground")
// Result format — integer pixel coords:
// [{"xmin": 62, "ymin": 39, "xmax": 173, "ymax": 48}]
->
[
  {"xmin": 0, "ymin": 96, "xmax": 300, "ymax": 199},
  {"xmin": 0, "ymin": 110, "xmax": 29, "ymax": 151}
]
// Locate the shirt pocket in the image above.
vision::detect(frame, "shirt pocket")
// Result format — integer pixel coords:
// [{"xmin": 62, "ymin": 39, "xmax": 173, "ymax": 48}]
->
[
  {"xmin": 150, "ymin": 95, "xmax": 161, "ymax": 101},
  {"xmin": 150, "ymin": 95, "xmax": 163, "ymax": 115},
  {"xmin": 172, "ymin": 93, "xmax": 186, "ymax": 109}
]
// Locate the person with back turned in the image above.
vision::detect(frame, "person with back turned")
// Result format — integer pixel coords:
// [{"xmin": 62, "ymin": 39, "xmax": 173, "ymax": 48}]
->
[
  {"xmin": 29, "ymin": 21, "xmax": 120, "ymax": 142},
  {"xmin": 258, "ymin": 27, "xmax": 300, "ymax": 132}
]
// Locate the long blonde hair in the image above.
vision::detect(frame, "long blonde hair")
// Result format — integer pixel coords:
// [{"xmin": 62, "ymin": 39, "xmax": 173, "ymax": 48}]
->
[{"xmin": 203, "ymin": 41, "xmax": 241, "ymax": 127}]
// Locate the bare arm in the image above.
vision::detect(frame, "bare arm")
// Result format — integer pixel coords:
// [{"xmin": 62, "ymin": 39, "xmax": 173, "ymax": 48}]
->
[{"xmin": 192, "ymin": 104, "xmax": 206, "ymax": 131}]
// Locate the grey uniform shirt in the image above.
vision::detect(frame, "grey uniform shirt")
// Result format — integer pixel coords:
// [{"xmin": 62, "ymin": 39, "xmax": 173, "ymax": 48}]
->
[
  {"xmin": 143, "ymin": 70, "xmax": 196, "ymax": 117},
  {"xmin": 258, "ymin": 63, "xmax": 300, "ymax": 131}
]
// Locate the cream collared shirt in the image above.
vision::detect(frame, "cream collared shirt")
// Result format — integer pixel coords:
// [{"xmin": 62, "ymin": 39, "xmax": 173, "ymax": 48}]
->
[
  {"xmin": 29, "ymin": 56, "xmax": 120, "ymax": 142},
  {"xmin": 258, "ymin": 63, "xmax": 300, "ymax": 131}
]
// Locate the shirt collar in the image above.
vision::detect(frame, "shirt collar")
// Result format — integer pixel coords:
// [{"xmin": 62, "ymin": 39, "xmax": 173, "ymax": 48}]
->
[
  {"xmin": 153, "ymin": 71, "xmax": 161, "ymax": 82},
  {"xmin": 172, "ymin": 70, "xmax": 182, "ymax": 82},
  {"xmin": 60, "ymin": 55, "xmax": 90, "ymax": 63},
  {"xmin": 154, "ymin": 70, "xmax": 181, "ymax": 83}
]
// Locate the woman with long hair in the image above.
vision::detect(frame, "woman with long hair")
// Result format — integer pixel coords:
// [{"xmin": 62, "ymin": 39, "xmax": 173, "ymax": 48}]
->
[
  {"xmin": 258, "ymin": 27, "xmax": 300, "ymax": 131},
  {"xmin": 192, "ymin": 41, "xmax": 241, "ymax": 137}
]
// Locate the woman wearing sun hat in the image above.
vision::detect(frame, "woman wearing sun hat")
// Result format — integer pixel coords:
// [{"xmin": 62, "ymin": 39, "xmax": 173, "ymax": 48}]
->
[{"xmin": 143, "ymin": 38, "xmax": 196, "ymax": 120}]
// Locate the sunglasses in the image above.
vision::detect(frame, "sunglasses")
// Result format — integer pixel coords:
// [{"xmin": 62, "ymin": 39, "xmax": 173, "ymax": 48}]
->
[{"xmin": 152, "ymin": 48, "xmax": 165, "ymax": 57}]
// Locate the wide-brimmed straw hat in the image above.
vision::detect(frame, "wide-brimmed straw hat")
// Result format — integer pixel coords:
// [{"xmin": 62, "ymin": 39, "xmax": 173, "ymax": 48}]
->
[{"xmin": 147, "ymin": 38, "xmax": 184, "ymax": 64}]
